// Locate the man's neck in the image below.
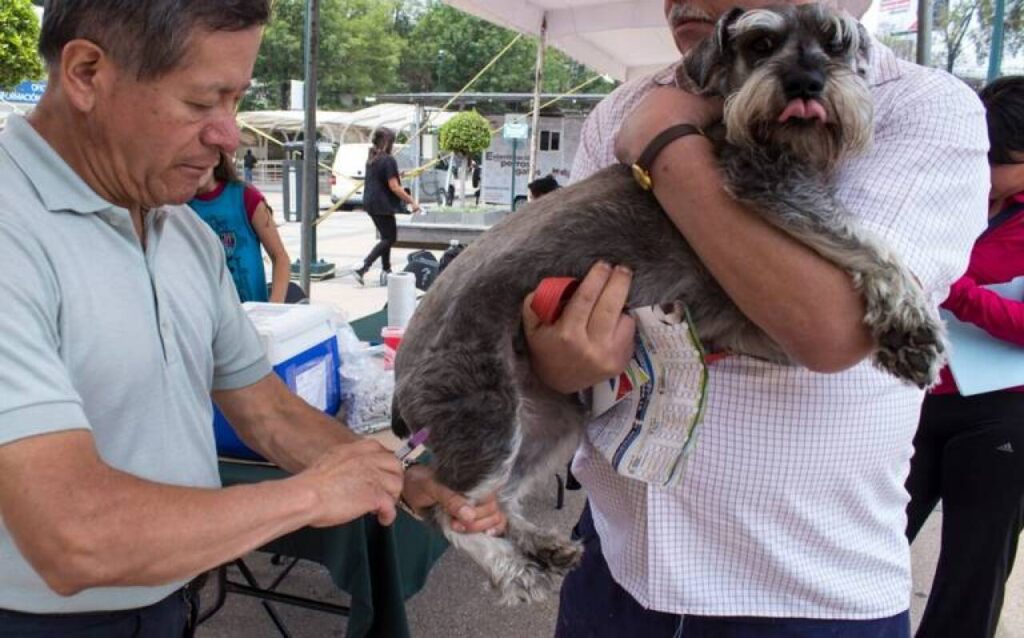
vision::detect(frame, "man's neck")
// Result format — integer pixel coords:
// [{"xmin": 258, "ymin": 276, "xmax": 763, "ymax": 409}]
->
[{"xmin": 27, "ymin": 96, "xmax": 143, "ymax": 219}]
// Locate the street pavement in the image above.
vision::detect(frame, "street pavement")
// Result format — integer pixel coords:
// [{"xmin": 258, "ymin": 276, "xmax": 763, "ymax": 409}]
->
[{"xmin": 196, "ymin": 193, "xmax": 1023, "ymax": 637}]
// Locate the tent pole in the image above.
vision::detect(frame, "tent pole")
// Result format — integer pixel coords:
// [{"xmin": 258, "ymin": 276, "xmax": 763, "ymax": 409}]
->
[
  {"xmin": 916, "ymin": 0, "xmax": 932, "ymax": 66},
  {"xmin": 300, "ymin": 0, "xmax": 319, "ymax": 294},
  {"xmin": 987, "ymin": 0, "xmax": 1006, "ymax": 82},
  {"xmin": 527, "ymin": 13, "xmax": 547, "ymax": 197}
]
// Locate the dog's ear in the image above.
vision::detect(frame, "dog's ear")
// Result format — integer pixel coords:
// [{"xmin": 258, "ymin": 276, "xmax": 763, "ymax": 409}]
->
[
  {"xmin": 679, "ymin": 7, "xmax": 745, "ymax": 94},
  {"xmin": 855, "ymin": 21, "xmax": 871, "ymax": 76}
]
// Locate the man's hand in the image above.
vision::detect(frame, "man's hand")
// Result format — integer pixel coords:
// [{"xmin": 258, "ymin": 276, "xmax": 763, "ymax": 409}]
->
[
  {"xmin": 523, "ymin": 262, "xmax": 636, "ymax": 394},
  {"xmin": 402, "ymin": 464, "xmax": 507, "ymax": 535},
  {"xmin": 614, "ymin": 86, "xmax": 723, "ymax": 165},
  {"xmin": 295, "ymin": 439, "xmax": 404, "ymax": 527}
]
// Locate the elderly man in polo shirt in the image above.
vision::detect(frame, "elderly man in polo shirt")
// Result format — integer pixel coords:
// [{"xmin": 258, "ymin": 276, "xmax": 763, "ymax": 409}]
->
[
  {"xmin": 521, "ymin": 0, "xmax": 991, "ymax": 636},
  {"xmin": 0, "ymin": 2, "xmax": 503, "ymax": 634}
]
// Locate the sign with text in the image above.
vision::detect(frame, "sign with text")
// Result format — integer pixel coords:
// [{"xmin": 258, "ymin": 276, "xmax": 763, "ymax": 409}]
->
[
  {"xmin": 0, "ymin": 81, "xmax": 46, "ymax": 105},
  {"xmin": 503, "ymin": 114, "xmax": 529, "ymax": 140}
]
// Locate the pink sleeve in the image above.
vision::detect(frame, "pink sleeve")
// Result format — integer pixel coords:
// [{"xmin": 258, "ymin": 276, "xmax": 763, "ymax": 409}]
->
[
  {"xmin": 243, "ymin": 185, "xmax": 267, "ymax": 223},
  {"xmin": 942, "ymin": 275, "xmax": 1024, "ymax": 347}
]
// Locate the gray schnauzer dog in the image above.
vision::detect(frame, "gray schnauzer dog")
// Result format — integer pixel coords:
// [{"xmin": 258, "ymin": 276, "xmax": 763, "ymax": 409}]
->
[{"xmin": 392, "ymin": 3, "xmax": 945, "ymax": 604}]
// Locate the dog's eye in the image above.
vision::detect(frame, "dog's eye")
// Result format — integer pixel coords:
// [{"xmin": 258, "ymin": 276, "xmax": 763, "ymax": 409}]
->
[
  {"xmin": 825, "ymin": 38, "xmax": 847, "ymax": 56},
  {"xmin": 750, "ymin": 36, "xmax": 777, "ymax": 55}
]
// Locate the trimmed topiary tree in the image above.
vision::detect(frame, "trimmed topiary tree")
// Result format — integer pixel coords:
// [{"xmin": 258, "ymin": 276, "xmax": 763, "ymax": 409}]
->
[
  {"xmin": 439, "ymin": 110, "xmax": 491, "ymax": 207},
  {"xmin": 0, "ymin": 0, "xmax": 44, "ymax": 90}
]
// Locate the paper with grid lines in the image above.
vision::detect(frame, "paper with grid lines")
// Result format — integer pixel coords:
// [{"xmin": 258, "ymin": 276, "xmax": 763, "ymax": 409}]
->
[{"xmin": 586, "ymin": 305, "xmax": 708, "ymax": 487}]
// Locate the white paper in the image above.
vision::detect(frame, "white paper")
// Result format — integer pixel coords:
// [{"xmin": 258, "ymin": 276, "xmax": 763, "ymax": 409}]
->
[
  {"xmin": 585, "ymin": 304, "xmax": 709, "ymax": 487},
  {"xmin": 387, "ymin": 271, "xmax": 416, "ymax": 328},
  {"xmin": 294, "ymin": 358, "xmax": 328, "ymax": 410},
  {"xmin": 943, "ymin": 276, "xmax": 1024, "ymax": 396}
]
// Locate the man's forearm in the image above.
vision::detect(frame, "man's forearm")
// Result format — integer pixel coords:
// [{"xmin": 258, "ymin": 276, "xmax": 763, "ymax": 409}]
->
[
  {"xmin": 215, "ymin": 375, "xmax": 360, "ymax": 474},
  {"xmin": 243, "ymin": 399, "xmax": 359, "ymax": 474},
  {"xmin": 651, "ymin": 136, "xmax": 874, "ymax": 371},
  {"xmin": 25, "ymin": 467, "xmax": 317, "ymax": 595}
]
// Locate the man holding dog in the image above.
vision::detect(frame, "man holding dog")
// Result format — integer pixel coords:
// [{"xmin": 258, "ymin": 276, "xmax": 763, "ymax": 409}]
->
[
  {"xmin": 524, "ymin": 0, "xmax": 990, "ymax": 635},
  {"xmin": 0, "ymin": 1, "xmax": 503, "ymax": 634}
]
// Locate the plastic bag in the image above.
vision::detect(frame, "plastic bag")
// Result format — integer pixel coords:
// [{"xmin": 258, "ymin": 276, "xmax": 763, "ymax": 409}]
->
[{"xmin": 334, "ymin": 318, "xmax": 393, "ymax": 434}]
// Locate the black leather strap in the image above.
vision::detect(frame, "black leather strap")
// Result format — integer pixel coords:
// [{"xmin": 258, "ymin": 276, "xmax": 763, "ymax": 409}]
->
[{"xmin": 630, "ymin": 123, "xmax": 704, "ymax": 191}]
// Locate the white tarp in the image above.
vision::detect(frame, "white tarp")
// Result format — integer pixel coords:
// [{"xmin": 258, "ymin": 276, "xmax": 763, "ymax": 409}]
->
[
  {"xmin": 443, "ymin": 0, "xmax": 680, "ymax": 81},
  {"xmin": 236, "ymin": 103, "xmax": 457, "ymax": 145}
]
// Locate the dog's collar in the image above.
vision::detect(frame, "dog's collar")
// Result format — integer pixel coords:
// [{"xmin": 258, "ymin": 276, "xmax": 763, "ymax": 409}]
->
[{"xmin": 631, "ymin": 123, "xmax": 705, "ymax": 191}]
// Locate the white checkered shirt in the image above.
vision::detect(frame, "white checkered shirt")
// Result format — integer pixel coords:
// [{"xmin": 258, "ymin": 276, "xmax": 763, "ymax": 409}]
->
[{"xmin": 570, "ymin": 40, "xmax": 990, "ymax": 618}]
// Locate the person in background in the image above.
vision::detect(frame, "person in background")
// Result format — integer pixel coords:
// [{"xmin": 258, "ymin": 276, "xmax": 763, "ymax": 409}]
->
[
  {"xmin": 243, "ymin": 148, "xmax": 257, "ymax": 183},
  {"xmin": 190, "ymin": 153, "xmax": 290, "ymax": 303},
  {"xmin": 352, "ymin": 128, "xmax": 420, "ymax": 286},
  {"xmin": 527, "ymin": 174, "xmax": 560, "ymax": 200},
  {"xmin": 471, "ymin": 158, "xmax": 482, "ymax": 206},
  {"xmin": 905, "ymin": 75, "xmax": 1024, "ymax": 638}
]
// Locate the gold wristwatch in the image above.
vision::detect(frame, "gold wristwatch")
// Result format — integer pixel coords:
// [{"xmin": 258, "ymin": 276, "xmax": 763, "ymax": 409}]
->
[{"xmin": 630, "ymin": 123, "xmax": 705, "ymax": 191}]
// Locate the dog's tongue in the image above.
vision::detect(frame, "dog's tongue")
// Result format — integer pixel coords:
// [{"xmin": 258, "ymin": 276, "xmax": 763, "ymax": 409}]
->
[{"xmin": 778, "ymin": 99, "xmax": 828, "ymax": 123}]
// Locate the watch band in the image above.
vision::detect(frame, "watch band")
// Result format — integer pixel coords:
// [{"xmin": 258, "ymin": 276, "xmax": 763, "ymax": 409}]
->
[{"xmin": 630, "ymin": 123, "xmax": 704, "ymax": 191}]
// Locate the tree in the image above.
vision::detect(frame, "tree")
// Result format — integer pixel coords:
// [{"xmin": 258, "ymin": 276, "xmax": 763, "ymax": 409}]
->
[
  {"xmin": 439, "ymin": 111, "xmax": 490, "ymax": 206},
  {"xmin": 972, "ymin": 0, "xmax": 1024, "ymax": 68},
  {"xmin": 933, "ymin": 0, "xmax": 981, "ymax": 72},
  {"xmin": 399, "ymin": 2, "xmax": 613, "ymax": 97},
  {"xmin": 0, "ymin": 0, "xmax": 43, "ymax": 90},
  {"xmin": 250, "ymin": 0, "xmax": 406, "ymax": 110}
]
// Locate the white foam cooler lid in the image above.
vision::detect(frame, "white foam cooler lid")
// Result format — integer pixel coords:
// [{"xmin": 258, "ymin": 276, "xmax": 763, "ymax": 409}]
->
[{"xmin": 242, "ymin": 302, "xmax": 337, "ymax": 365}]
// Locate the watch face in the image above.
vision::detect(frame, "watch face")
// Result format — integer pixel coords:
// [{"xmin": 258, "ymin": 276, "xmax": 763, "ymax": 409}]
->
[{"xmin": 632, "ymin": 163, "xmax": 654, "ymax": 191}]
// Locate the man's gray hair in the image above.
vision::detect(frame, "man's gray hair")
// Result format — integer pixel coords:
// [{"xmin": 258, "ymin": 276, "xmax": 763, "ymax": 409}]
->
[{"xmin": 39, "ymin": 0, "xmax": 271, "ymax": 80}]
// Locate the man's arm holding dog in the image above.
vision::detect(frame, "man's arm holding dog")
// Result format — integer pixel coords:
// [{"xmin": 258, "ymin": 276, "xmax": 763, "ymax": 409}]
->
[{"xmin": 524, "ymin": 88, "xmax": 873, "ymax": 394}]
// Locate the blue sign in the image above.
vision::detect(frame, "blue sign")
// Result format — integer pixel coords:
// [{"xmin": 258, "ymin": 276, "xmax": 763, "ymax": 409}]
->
[{"xmin": 0, "ymin": 81, "xmax": 47, "ymax": 105}]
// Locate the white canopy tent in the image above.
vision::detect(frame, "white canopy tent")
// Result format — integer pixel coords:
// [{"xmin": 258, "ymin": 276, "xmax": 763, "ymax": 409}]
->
[
  {"xmin": 443, "ymin": 0, "xmax": 680, "ymax": 82},
  {"xmin": 236, "ymin": 103, "xmax": 458, "ymax": 147}
]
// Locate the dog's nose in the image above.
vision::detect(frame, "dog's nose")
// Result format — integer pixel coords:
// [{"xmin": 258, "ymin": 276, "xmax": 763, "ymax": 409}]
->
[{"xmin": 782, "ymin": 69, "xmax": 826, "ymax": 99}]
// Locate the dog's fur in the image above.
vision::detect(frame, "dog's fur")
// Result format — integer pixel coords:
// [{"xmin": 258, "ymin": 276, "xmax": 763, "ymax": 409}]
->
[{"xmin": 392, "ymin": 4, "xmax": 945, "ymax": 604}]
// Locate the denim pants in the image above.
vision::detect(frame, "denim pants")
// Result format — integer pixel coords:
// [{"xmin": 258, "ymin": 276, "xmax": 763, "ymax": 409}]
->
[
  {"xmin": 555, "ymin": 504, "xmax": 911, "ymax": 638},
  {"xmin": 0, "ymin": 588, "xmax": 191, "ymax": 638}
]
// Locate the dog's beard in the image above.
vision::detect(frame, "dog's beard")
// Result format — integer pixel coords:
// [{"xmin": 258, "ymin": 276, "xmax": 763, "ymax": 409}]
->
[{"xmin": 723, "ymin": 64, "xmax": 874, "ymax": 172}]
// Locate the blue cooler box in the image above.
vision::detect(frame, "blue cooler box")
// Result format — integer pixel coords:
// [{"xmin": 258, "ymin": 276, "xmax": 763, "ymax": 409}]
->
[{"xmin": 214, "ymin": 302, "xmax": 341, "ymax": 460}]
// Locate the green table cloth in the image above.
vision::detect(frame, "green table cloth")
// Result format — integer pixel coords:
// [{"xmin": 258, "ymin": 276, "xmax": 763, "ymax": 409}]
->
[{"xmin": 219, "ymin": 460, "xmax": 448, "ymax": 638}]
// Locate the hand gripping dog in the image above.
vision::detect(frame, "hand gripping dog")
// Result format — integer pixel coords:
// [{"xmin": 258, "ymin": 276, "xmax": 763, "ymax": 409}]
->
[{"xmin": 392, "ymin": 4, "xmax": 945, "ymax": 604}]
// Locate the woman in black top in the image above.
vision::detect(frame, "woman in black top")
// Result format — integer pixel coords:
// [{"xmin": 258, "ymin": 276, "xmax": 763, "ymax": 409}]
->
[{"xmin": 353, "ymin": 128, "xmax": 420, "ymax": 285}]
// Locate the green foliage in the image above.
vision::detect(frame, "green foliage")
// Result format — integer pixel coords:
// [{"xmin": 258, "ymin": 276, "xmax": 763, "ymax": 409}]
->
[
  {"xmin": 438, "ymin": 111, "xmax": 491, "ymax": 157},
  {"xmin": 931, "ymin": 0, "xmax": 1024, "ymax": 72},
  {"xmin": 971, "ymin": 0, "xmax": 1024, "ymax": 66},
  {"xmin": 251, "ymin": 0, "xmax": 406, "ymax": 109},
  {"xmin": 0, "ymin": 0, "xmax": 43, "ymax": 90},
  {"xmin": 398, "ymin": 2, "xmax": 613, "ymax": 95}
]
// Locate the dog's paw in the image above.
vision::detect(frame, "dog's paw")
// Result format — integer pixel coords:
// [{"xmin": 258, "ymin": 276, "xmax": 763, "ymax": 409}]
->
[
  {"xmin": 490, "ymin": 559, "xmax": 558, "ymax": 605},
  {"xmin": 490, "ymin": 533, "xmax": 583, "ymax": 605},
  {"xmin": 528, "ymin": 538, "xmax": 584, "ymax": 575},
  {"xmin": 863, "ymin": 272, "xmax": 946, "ymax": 388}
]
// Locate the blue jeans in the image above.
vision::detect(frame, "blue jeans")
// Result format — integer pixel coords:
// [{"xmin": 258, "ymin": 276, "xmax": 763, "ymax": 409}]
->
[
  {"xmin": 555, "ymin": 504, "xmax": 911, "ymax": 638},
  {"xmin": 0, "ymin": 588, "xmax": 191, "ymax": 638}
]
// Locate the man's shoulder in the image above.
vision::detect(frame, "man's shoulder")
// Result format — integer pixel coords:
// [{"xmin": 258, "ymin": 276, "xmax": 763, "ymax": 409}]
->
[
  {"xmin": 588, "ymin": 63, "xmax": 679, "ymax": 126},
  {"xmin": 874, "ymin": 58, "xmax": 982, "ymax": 118}
]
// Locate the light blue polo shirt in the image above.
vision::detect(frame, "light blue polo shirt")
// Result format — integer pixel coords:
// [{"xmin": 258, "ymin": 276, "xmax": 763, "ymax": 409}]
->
[{"xmin": 0, "ymin": 115, "xmax": 272, "ymax": 613}]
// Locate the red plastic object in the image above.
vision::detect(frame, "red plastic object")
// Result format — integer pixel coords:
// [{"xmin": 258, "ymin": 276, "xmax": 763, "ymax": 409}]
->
[{"xmin": 530, "ymin": 277, "xmax": 581, "ymax": 325}]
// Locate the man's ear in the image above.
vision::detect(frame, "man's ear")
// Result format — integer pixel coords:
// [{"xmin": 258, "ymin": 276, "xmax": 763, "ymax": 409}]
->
[
  {"xmin": 679, "ymin": 7, "xmax": 744, "ymax": 94},
  {"xmin": 58, "ymin": 39, "xmax": 108, "ymax": 113}
]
